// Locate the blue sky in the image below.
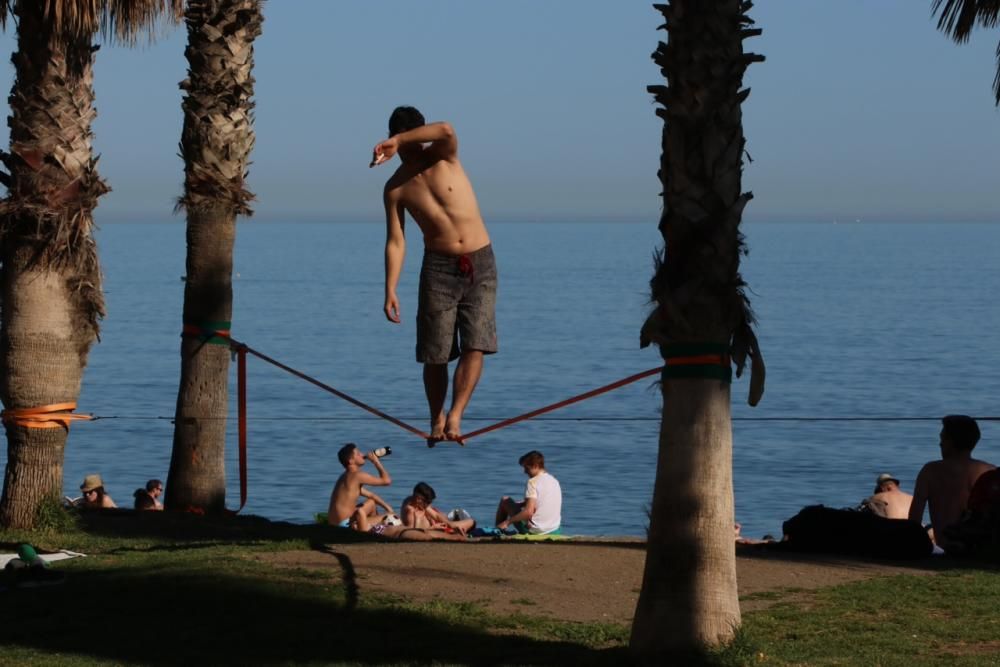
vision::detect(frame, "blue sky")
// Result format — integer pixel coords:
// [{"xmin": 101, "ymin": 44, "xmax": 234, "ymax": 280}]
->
[{"xmin": 1, "ymin": 1, "xmax": 997, "ymax": 223}]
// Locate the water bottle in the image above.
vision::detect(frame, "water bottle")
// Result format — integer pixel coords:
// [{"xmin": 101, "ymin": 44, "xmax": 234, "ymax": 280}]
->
[{"xmin": 373, "ymin": 446, "xmax": 392, "ymax": 458}]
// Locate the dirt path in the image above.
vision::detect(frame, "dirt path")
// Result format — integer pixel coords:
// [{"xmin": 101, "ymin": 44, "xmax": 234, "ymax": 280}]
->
[{"xmin": 257, "ymin": 540, "xmax": 943, "ymax": 624}]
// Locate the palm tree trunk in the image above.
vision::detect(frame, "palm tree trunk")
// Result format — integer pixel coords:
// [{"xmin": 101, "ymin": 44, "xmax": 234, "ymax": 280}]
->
[
  {"xmin": 631, "ymin": 0, "xmax": 763, "ymax": 657},
  {"xmin": 166, "ymin": 0, "xmax": 262, "ymax": 513},
  {"xmin": 632, "ymin": 381, "xmax": 739, "ymax": 651},
  {"xmin": 0, "ymin": 4, "xmax": 106, "ymax": 529}
]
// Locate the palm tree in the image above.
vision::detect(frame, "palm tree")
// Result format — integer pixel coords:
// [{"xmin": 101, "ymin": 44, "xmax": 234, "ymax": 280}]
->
[
  {"xmin": 630, "ymin": 0, "xmax": 764, "ymax": 658},
  {"xmin": 165, "ymin": 0, "xmax": 262, "ymax": 512},
  {"xmin": 0, "ymin": 0, "xmax": 179, "ymax": 529},
  {"xmin": 932, "ymin": 0, "xmax": 1000, "ymax": 104}
]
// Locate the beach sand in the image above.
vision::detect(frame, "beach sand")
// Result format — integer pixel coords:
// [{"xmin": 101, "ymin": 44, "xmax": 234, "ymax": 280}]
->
[{"xmin": 256, "ymin": 540, "xmax": 943, "ymax": 624}]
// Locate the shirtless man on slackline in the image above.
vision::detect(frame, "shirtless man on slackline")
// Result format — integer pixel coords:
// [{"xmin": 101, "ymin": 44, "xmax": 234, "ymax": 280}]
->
[{"xmin": 371, "ymin": 106, "xmax": 498, "ymax": 446}]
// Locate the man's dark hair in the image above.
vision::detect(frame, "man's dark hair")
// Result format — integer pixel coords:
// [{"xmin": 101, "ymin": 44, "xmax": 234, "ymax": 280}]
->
[
  {"xmin": 518, "ymin": 450, "xmax": 545, "ymax": 469},
  {"xmin": 942, "ymin": 415, "xmax": 981, "ymax": 450},
  {"xmin": 134, "ymin": 489, "xmax": 156, "ymax": 510},
  {"xmin": 413, "ymin": 481, "xmax": 436, "ymax": 503},
  {"xmin": 337, "ymin": 443, "xmax": 358, "ymax": 468},
  {"xmin": 145, "ymin": 479, "xmax": 163, "ymax": 493},
  {"xmin": 388, "ymin": 106, "xmax": 425, "ymax": 137}
]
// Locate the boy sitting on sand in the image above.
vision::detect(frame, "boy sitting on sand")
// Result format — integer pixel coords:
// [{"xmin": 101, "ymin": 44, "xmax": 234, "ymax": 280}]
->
[{"xmin": 327, "ymin": 443, "xmax": 394, "ymax": 529}]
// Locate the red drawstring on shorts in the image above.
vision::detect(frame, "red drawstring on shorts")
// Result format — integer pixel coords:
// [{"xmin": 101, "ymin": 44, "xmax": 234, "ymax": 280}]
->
[{"xmin": 458, "ymin": 254, "xmax": 474, "ymax": 284}]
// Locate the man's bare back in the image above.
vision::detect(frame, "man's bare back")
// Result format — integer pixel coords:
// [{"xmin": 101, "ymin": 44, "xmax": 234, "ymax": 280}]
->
[
  {"xmin": 909, "ymin": 457, "xmax": 994, "ymax": 537},
  {"xmin": 869, "ymin": 488, "xmax": 913, "ymax": 520}
]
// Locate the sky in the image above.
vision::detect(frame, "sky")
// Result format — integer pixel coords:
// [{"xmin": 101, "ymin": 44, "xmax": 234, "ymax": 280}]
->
[{"xmin": 0, "ymin": 0, "xmax": 998, "ymax": 224}]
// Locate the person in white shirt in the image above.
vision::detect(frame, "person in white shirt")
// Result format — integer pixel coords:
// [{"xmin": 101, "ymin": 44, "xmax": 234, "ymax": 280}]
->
[{"xmin": 495, "ymin": 450, "xmax": 562, "ymax": 535}]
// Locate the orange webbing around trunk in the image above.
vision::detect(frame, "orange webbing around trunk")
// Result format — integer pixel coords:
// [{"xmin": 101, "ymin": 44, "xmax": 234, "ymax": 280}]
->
[{"xmin": 0, "ymin": 402, "xmax": 93, "ymax": 429}]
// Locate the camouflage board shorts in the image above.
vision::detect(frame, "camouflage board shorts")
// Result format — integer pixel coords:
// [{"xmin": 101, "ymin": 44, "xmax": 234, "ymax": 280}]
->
[{"xmin": 416, "ymin": 244, "xmax": 498, "ymax": 364}]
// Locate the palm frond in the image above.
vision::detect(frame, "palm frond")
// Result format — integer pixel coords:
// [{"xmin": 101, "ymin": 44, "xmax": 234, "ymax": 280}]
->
[
  {"xmin": 932, "ymin": 0, "xmax": 1000, "ymax": 104},
  {"xmin": 102, "ymin": 0, "xmax": 184, "ymax": 44},
  {"xmin": 932, "ymin": 0, "xmax": 1000, "ymax": 42},
  {"xmin": 0, "ymin": 1, "xmax": 182, "ymax": 41}
]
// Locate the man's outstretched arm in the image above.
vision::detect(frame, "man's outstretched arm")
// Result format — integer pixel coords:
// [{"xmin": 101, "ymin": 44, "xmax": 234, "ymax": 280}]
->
[{"xmin": 383, "ymin": 190, "xmax": 405, "ymax": 323}]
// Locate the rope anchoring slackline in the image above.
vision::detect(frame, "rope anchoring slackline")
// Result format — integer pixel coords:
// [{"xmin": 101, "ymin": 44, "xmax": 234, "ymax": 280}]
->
[
  {"xmin": 180, "ymin": 328, "xmax": 756, "ymax": 511},
  {"xmin": 0, "ymin": 402, "xmax": 93, "ymax": 430}
]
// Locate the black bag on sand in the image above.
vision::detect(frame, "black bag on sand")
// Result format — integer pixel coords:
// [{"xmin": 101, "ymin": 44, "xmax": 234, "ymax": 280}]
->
[{"xmin": 780, "ymin": 505, "xmax": 933, "ymax": 559}]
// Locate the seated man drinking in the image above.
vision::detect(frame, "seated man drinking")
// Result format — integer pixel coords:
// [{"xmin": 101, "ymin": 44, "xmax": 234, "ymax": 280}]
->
[{"xmin": 327, "ymin": 443, "xmax": 393, "ymax": 529}]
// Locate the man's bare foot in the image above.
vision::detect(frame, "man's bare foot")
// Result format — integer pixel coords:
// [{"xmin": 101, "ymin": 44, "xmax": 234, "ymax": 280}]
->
[{"xmin": 444, "ymin": 413, "xmax": 464, "ymax": 445}]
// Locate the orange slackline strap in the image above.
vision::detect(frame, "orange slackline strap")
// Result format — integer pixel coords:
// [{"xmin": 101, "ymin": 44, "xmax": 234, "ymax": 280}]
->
[
  {"xmin": 236, "ymin": 344, "xmax": 248, "ymax": 512},
  {"xmin": 459, "ymin": 366, "xmax": 664, "ymax": 443},
  {"xmin": 227, "ymin": 334, "xmax": 663, "ymax": 445},
  {"xmin": 1, "ymin": 402, "xmax": 93, "ymax": 430},
  {"xmin": 228, "ymin": 336, "xmax": 431, "ymax": 440},
  {"xmin": 666, "ymin": 354, "xmax": 726, "ymax": 366}
]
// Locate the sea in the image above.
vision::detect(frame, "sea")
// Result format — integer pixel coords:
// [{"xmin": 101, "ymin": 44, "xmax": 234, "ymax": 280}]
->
[{"xmin": 24, "ymin": 221, "xmax": 999, "ymax": 538}]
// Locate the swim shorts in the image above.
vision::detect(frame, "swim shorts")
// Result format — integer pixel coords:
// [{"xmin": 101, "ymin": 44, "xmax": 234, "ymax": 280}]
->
[
  {"xmin": 338, "ymin": 518, "xmax": 350, "ymax": 528},
  {"xmin": 416, "ymin": 244, "xmax": 498, "ymax": 364}
]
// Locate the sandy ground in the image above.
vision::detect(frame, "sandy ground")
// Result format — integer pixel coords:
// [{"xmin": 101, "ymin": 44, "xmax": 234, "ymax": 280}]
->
[{"xmin": 257, "ymin": 540, "xmax": 943, "ymax": 624}]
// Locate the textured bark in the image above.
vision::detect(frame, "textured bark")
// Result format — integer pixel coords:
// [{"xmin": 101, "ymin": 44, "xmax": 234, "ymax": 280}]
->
[
  {"xmin": 166, "ymin": 0, "xmax": 262, "ymax": 513},
  {"xmin": 0, "ymin": 4, "xmax": 105, "ymax": 529},
  {"xmin": 631, "ymin": 0, "xmax": 763, "ymax": 657}
]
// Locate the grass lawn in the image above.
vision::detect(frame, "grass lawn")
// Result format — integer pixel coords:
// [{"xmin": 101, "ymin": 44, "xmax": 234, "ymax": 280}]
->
[{"xmin": 2, "ymin": 510, "xmax": 999, "ymax": 666}]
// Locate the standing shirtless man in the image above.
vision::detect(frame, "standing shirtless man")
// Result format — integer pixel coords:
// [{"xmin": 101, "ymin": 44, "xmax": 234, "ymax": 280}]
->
[{"xmin": 371, "ymin": 106, "xmax": 498, "ymax": 445}]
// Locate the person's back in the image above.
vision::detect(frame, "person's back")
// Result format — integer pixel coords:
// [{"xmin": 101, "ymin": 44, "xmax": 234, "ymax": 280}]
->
[
  {"xmin": 527, "ymin": 470, "xmax": 562, "ymax": 534},
  {"xmin": 909, "ymin": 415, "xmax": 995, "ymax": 546},
  {"xmin": 870, "ymin": 488, "xmax": 913, "ymax": 520},
  {"xmin": 914, "ymin": 458, "xmax": 992, "ymax": 533},
  {"xmin": 866, "ymin": 474, "xmax": 912, "ymax": 520}
]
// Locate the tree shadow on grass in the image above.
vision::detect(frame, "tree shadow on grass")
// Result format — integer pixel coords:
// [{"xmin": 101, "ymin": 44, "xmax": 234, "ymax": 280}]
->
[
  {"xmin": 0, "ymin": 557, "xmax": 627, "ymax": 666},
  {"xmin": 70, "ymin": 509, "xmax": 368, "ymax": 545}
]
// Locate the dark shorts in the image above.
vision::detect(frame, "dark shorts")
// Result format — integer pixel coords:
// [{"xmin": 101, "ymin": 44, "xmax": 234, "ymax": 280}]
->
[{"xmin": 417, "ymin": 244, "xmax": 498, "ymax": 364}]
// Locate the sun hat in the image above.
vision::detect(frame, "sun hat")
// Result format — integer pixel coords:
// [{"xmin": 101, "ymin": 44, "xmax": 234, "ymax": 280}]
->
[
  {"xmin": 80, "ymin": 474, "xmax": 104, "ymax": 492},
  {"xmin": 876, "ymin": 473, "xmax": 900, "ymax": 486}
]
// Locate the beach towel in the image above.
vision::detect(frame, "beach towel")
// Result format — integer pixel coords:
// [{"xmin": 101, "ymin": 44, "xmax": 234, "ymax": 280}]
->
[
  {"xmin": 0, "ymin": 549, "xmax": 86, "ymax": 569},
  {"xmin": 469, "ymin": 525, "xmax": 568, "ymax": 540}
]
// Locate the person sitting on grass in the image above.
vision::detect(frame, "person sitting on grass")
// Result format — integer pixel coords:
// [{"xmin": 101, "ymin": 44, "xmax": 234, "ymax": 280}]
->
[
  {"xmin": 400, "ymin": 481, "xmax": 476, "ymax": 535},
  {"xmin": 79, "ymin": 474, "xmax": 117, "ymax": 509},
  {"xmin": 495, "ymin": 450, "xmax": 562, "ymax": 535},
  {"xmin": 909, "ymin": 415, "xmax": 995, "ymax": 549},
  {"xmin": 327, "ymin": 443, "xmax": 394, "ymax": 528},
  {"xmin": 133, "ymin": 479, "xmax": 164, "ymax": 511}
]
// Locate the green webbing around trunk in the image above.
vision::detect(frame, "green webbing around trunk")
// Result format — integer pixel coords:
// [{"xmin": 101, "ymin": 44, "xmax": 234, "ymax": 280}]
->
[
  {"xmin": 661, "ymin": 342, "xmax": 733, "ymax": 383},
  {"xmin": 182, "ymin": 321, "xmax": 232, "ymax": 346}
]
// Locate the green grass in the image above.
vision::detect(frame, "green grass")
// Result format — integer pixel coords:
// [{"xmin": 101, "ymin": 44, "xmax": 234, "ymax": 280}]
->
[
  {"xmin": 1, "ymin": 511, "xmax": 629, "ymax": 666},
  {"xmin": 734, "ymin": 570, "xmax": 1000, "ymax": 666},
  {"xmin": 4, "ymin": 510, "xmax": 1000, "ymax": 666}
]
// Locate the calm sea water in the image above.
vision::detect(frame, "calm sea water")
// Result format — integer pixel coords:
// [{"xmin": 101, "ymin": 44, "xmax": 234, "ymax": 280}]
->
[{"xmin": 27, "ymin": 221, "xmax": 1000, "ymax": 538}]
